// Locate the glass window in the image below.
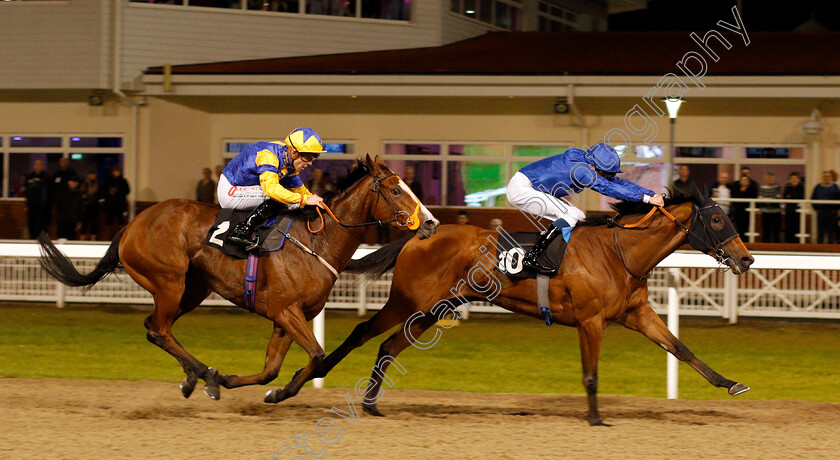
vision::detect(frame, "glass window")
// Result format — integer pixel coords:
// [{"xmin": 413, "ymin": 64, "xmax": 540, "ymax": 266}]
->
[
  {"xmin": 70, "ymin": 137, "xmax": 123, "ymax": 148},
  {"xmin": 363, "ymin": 0, "xmax": 410, "ymax": 20},
  {"xmin": 226, "ymin": 142, "xmax": 251, "ymax": 154},
  {"xmin": 494, "ymin": 2, "xmax": 510, "ymax": 28},
  {"xmin": 675, "ymin": 146, "xmax": 733, "ymax": 159},
  {"xmin": 451, "ymin": 0, "xmax": 460, "ymax": 13},
  {"xmin": 745, "ymin": 147, "xmax": 804, "ymax": 159},
  {"xmin": 630, "ymin": 145, "xmax": 665, "ymax": 159},
  {"xmin": 478, "ymin": 0, "xmax": 492, "ymax": 23},
  {"xmin": 10, "ymin": 137, "xmax": 61, "ymax": 148},
  {"xmin": 463, "ymin": 0, "xmax": 476, "ymax": 17},
  {"xmin": 450, "ymin": 144, "xmax": 504, "ymax": 157},
  {"xmin": 295, "ymin": 159, "xmax": 360, "ymax": 195},
  {"xmin": 447, "ymin": 161, "xmax": 506, "ymax": 206},
  {"xmin": 8, "ymin": 153, "xmax": 63, "ymax": 198},
  {"xmin": 186, "ymin": 0, "xmax": 225, "ymax": 8},
  {"xmin": 69, "ymin": 154, "xmax": 125, "ymax": 185},
  {"xmin": 130, "ymin": 0, "xmax": 184, "ymax": 5},
  {"xmin": 512, "ymin": 145, "xmax": 569, "ymax": 157},
  {"xmin": 247, "ymin": 0, "xmax": 300, "ymax": 12},
  {"xmin": 387, "ymin": 161, "xmax": 442, "ymax": 206},
  {"xmin": 384, "ymin": 143, "xmax": 441, "ymax": 156},
  {"xmin": 307, "ymin": 0, "xmax": 354, "ymax": 17}
]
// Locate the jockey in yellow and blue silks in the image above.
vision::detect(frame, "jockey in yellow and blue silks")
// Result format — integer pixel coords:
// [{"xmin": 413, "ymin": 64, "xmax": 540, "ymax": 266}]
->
[
  {"xmin": 217, "ymin": 127, "xmax": 327, "ymax": 249},
  {"xmin": 507, "ymin": 143, "xmax": 665, "ymax": 274}
]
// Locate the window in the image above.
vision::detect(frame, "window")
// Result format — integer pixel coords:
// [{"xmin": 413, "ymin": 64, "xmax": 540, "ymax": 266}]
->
[
  {"xmin": 131, "ymin": 0, "xmax": 410, "ymax": 21},
  {"xmin": 450, "ymin": 0, "xmax": 521, "ymax": 30},
  {"xmin": 1, "ymin": 135, "xmax": 125, "ymax": 198},
  {"xmin": 537, "ymin": 1, "xmax": 578, "ymax": 31},
  {"xmin": 383, "ymin": 142, "xmax": 572, "ymax": 207}
]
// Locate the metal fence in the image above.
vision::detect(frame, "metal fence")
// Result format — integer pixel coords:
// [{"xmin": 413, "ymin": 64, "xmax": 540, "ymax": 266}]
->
[{"xmin": 3, "ymin": 241, "xmax": 840, "ymax": 322}]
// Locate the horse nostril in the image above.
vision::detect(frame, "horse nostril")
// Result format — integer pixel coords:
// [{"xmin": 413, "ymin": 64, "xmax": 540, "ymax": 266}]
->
[
  {"xmin": 742, "ymin": 256, "xmax": 754, "ymax": 265},
  {"xmin": 425, "ymin": 219, "xmax": 438, "ymax": 227}
]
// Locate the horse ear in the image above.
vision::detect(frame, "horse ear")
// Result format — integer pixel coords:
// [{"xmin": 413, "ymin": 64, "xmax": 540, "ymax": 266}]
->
[{"xmin": 364, "ymin": 154, "xmax": 380, "ymax": 174}]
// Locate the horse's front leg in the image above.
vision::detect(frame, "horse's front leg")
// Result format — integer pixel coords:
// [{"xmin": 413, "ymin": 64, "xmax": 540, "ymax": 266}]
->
[
  {"xmin": 617, "ymin": 304, "xmax": 749, "ymax": 396},
  {"xmin": 577, "ymin": 316, "xmax": 610, "ymax": 426},
  {"xmin": 221, "ymin": 325, "xmax": 294, "ymax": 389},
  {"xmin": 264, "ymin": 306, "xmax": 326, "ymax": 404}
]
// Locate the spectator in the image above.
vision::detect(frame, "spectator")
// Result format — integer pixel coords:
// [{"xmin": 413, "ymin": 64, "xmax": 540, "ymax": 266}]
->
[
  {"xmin": 456, "ymin": 210, "xmax": 470, "ymax": 225},
  {"xmin": 711, "ymin": 171, "xmax": 731, "ymax": 214},
  {"xmin": 671, "ymin": 164, "xmax": 697, "ymax": 197},
  {"xmin": 783, "ymin": 172, "xmax": 804, "ymax": 243},
  {"xmin": 103, "ymin": 165, "xmax": 131, "ymax": 239},
  {"xmin": 730, "ymin": 175, "xmax": 757, "ymax": 242},
  {"xmin": 489, "ymin": 217, "xmax": 503, "ymax": 229},
  {"xmin": 52, "ymin": 156, "xmax": 79, "ymax": 195},
  {"xmin": 306, "ymin": 168, "xmax": 335, "ymax": 196},
  {"xmin": 758, "ymin": 171, "xmax": 782, "ymax": 243},
  {"xmin": 196, "ymin": 167, "xmax": 216, "ymax": 204},
  {"xmin": 25, "ymin": 160, "xmax": 51, "ymax": 239},
  {"xmin": 738, "ymin": 166, "xmax": 760, "ymax": 196},
  {"xmin": 56, "ymin": 178, "xmax": 83, "ymax": 240},
  {"xmin": 80, "ymin": 171, "xmax": 101, "ymax": 241},
  {"xmin": 811, "ymin": 171, "xmax": 840, "ymax": 244},
  {"xmin": 403, "ymin": 166, "xmax": 423, "ymax": 201}
]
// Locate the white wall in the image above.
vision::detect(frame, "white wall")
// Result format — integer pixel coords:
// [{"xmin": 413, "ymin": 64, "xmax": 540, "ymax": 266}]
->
[{"xmin": 0, "ymin": 0, "xmax": 107, "ymax": 89}]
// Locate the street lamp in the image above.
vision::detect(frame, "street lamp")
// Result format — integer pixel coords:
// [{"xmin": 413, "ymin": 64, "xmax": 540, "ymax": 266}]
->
[{"xmin": 663, "ymin": 97, "xmax": 684, "ymax": 186}]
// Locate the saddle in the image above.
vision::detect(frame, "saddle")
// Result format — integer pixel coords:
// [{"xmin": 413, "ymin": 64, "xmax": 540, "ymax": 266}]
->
[
  {"xmin": 494, "ymin": 229, "xmax": 570, "ymax": 279},
  {"xmin": 205, "ymin": 208, "xmax": 295, "ymax": 260}
]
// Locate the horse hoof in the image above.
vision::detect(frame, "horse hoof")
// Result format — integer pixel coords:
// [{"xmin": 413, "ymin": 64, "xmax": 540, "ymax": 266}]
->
[
  {"xmin": 363, "ymin": 404, "xmax": 384, "ymax": 417},
  {"xmin": 729, "ymin": 382, "xmax": 750, "ymax": 396},
  {"xmin": 264, "ymin": 389, "xmax": 283, "ymax": 404},
  {"xmin": 204, "ymin": 384, "xmax": 221, "ymax": 401},
  {"xmin": 589, "ymin": 420, "xmax": 612, "ymax": 427},
  {"xmin": 180, "ymin": 376, "xmax": 197, "ymax": 399}
]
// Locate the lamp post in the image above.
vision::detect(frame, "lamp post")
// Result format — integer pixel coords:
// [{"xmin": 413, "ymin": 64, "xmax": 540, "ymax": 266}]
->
[{"xmin": 662, "ymin": 97, "xmax": 683, "ymax": 400}]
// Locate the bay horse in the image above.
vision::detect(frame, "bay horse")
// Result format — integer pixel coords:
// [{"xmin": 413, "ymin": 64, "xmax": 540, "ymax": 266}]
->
[
  {"xmin": 303, "ymin": 190, "xmax": 754, "ymax": 425},
  {"xmin": 37, "ymin": 155, "xmax": 438, "ymax": 403}
]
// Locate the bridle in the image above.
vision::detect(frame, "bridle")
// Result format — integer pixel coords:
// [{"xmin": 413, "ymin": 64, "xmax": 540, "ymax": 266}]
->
[
  {"xmin": 307, "ymin": 172, "xmax": 420, "ymax": 233},
  {"xmin": 607, "ymin": 203, "xmax": 737, "ymax": 280}
]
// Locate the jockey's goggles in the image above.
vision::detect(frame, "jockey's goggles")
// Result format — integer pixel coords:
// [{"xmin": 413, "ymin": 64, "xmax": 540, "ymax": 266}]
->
[{"xmin": 298, "ymin": 151, "xmax": 319, "ymax": 162}]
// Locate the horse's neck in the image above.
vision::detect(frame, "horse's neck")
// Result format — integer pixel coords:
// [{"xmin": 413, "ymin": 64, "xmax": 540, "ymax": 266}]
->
[
  {"xmin": 619, "ymin": 206, "xmax": 690, "ymax": 277},
  {"xmin": 312, "ymin": 181, "xmax": 374, "ymax": 271}
]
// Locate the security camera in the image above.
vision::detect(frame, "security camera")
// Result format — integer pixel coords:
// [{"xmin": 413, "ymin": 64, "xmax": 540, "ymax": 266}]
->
[{"xmin": 554, "ymin": 98, "xmax": 570, "ymax": 114}]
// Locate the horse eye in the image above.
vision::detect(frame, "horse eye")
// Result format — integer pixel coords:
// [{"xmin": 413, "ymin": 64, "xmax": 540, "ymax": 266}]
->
[
  {"xmin": 713, "ymin": 217, "xmax": 721, "ymax": 223},
  {"xmin": 391, "ymin": 188, "xmax": 401, "ymax": 196}
]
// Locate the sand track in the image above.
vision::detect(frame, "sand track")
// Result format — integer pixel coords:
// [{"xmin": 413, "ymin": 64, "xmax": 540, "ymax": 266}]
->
[{"xmin": 1, "ymin": 378, "xmax": 838, "ymax": 459}]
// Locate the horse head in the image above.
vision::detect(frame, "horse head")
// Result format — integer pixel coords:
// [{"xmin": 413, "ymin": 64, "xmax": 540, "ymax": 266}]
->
[
  {"xmin": 684, "ymin": 192, "xmax": 754, "ymax": 274},
  {"xmin": 363, "ymin": 154, "xmax": 439, "ymax": 239}
]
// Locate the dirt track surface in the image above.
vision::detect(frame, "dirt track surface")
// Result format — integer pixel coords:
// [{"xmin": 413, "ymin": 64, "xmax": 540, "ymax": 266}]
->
[{"xmin": 1, "ymin": 379, "xmax": 838, "ymax": 459}]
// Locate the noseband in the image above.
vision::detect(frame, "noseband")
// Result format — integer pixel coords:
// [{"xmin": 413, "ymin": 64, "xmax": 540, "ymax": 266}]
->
[{"xmin": 608, "ymin": 204, "xmax": 735, "ymax": 280}]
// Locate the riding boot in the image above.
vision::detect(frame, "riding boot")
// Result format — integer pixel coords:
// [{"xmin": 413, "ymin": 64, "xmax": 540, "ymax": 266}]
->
[
  {"xmin": 226, "ymin": 200, "xmax": 282, "ymax": 250},
  {"xmin": 523, "ymin": 225, "xmax": 563, "ymax": 275}
]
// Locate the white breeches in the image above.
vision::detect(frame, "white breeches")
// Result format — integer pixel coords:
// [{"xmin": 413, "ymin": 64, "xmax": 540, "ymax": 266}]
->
[
  {"xmin": 506, "ymin": 172, "xmax": 586, "ymax": 226},
  {"xmin": 217, "ymin": 174, "xmax": 301, "ymax": 211}
]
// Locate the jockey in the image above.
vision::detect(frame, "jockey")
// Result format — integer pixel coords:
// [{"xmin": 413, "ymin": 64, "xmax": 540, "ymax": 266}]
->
[
  {"xmin": 218, "ymin": 127, "xmax": 327, "ymax": 249},
  {"xmin": 507, "ymin": 143, "xmax": 665, "ymax": 274}
]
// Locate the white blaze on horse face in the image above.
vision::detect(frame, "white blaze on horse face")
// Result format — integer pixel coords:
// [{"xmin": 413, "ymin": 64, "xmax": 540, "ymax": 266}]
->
[{"xmin": 398, "ymin": 177, "xmax": 436, "ymax": 226}]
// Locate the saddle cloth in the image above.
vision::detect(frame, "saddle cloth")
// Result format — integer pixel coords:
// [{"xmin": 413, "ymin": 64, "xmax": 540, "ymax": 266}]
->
[
  {"xmin": 205, "ymin": 208, "xmax": 295, "ymax": 260},
  {"xmin": 494, "ymin": 230, "xmax": 569, "ymax": 279}
]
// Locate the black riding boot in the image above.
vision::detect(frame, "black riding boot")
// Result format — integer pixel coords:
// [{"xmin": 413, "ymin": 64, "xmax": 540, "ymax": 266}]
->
[
  {"xmin": 226, "ymin": 200, "xmax": 281, "ymax": 250},
  {"xmin": 523, "ymin": 225, "xmax": 563, "ymax": 275}
]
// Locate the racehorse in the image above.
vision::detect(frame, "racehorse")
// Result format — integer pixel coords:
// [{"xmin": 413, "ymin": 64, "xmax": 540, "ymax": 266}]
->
[
  {"xmin": 304, "ymin": 189, "xmax": 754, "ymax": 425},
  {"xmin": 37, "ymin": 155, "xmax": 438, "ymax": 403}
]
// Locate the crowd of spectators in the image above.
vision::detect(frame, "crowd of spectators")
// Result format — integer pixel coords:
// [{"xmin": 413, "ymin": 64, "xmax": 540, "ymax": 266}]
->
[
  {"xmin": 674, "ymin": 165, "xmax": 840, "ymax": 244},
  {"xmin": 24, "ymin": 159, "xmax": 129, "ymax": 241}
]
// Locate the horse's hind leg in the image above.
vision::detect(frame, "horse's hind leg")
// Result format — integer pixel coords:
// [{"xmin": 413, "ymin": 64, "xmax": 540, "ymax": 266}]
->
[
  {"xmin": 221, "ymin": 325, "xmax": 293, "ymax": 389},
  {"xmin": 618, "ymin": 305, "xmax": 749, "ymax": 396},
  {"xmin": 360, "ymin": 309, "xmax": 440, "ymax": 417}
]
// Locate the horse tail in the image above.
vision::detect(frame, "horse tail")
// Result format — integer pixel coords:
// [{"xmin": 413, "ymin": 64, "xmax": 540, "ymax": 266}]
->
[
  {"xmin": 37, "ymin": 229, "xmax": 125, "ymax": 290},
  {"xmin": 345, "ymin": 233, "xmax": 414, "ymax": 281}
]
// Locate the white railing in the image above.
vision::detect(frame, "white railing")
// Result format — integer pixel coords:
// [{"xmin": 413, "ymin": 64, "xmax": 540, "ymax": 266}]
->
[{"xmin": 717, "ymin": 197, "xmax": 840, "ymax": 244}]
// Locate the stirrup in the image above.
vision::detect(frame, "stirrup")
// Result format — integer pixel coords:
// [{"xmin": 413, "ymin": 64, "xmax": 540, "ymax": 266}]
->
[{"xmin": 226, "ymin": 232, "xmax": 258, "ymax": 250}]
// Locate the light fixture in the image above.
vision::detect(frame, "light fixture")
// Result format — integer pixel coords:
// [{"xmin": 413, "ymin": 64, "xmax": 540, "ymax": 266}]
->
[
  {"xmin": 663, "ymin": 97, "xmax": 684, "ymax": 119},
  {"xmin": 802, "ymin": 108, "xmax": 823, "ymax": 135},
  {"xmin": 553, "ymin": 97, "xmax": 569, "ymax": 114}
]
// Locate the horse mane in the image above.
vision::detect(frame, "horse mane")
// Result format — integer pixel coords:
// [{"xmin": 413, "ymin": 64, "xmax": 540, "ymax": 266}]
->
[
  {"xmin": 578, "ymin": 187, "xmax": 708, "ymax": 227},
  {"xmin": 294, "ymin": 159, "xmax": 386, "ymax": 220}
]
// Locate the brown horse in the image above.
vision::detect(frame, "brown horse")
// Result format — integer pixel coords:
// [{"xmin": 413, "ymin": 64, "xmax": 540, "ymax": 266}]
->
[
  {"xmin": 38, "ymin": 155, "xmax": 438, "ymax": 403},
  {"xmin": 304, "ymin": 190, "xmax": 754, "ymax": 425}
]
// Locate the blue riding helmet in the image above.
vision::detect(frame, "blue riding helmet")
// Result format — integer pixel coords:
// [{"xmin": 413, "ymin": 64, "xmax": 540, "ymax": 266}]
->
[{"xmin": 585, "ymin": 143, "xmax": 623, "ymax": 174}]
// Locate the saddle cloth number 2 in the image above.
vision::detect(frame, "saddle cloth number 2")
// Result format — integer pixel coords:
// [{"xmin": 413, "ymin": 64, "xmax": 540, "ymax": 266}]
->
[{"xmin": 209, "ymin": 221, "xmax": 231, "ymax": 247}]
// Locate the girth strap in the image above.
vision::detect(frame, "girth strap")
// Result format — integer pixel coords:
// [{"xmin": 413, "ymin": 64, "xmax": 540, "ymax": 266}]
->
[
  {"xmin": 244, "ymin": 252, "xmax": 259, "ymax": 311},
  {"xmin": 282, "ymin": 231, "xmax": 340, "ymax": 278}
]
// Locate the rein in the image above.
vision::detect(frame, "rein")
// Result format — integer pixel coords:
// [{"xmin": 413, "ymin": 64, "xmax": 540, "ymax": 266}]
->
[
  {"xmin": 307, "ymin": 173, "xmax": 419, "ymax": 233},
  {"xmin": 609, "ymin": 204, "xmax": 731, "ymax": 280}
]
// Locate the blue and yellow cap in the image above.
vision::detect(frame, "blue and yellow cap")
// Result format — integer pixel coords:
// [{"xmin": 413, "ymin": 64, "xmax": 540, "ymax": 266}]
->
[{"xmin": 285, "ymin": 127, "xmax": 327, "ymax": 157}]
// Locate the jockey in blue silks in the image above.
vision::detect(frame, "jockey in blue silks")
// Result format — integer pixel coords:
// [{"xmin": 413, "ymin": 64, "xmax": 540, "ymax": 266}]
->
[
  {"xmin": 217, "ymin": 127, "xmax": 327, "ymax": 250},
  {"xmin": 506, "ymin": 143, "xmax": 665, "ymax": 274}
]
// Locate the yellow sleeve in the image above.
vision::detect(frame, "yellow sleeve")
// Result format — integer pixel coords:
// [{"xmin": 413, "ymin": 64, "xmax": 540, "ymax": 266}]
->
[
  {"xmin": 259, "ymin": 171, "xmax": 304, "ymax": 205},
  {"xmin": 255, "ymin": 149, "xmax": 280, "ymax": 171},
  {"xmin": 288, "ymin": 185, "xmax": 313, "ymax": 202}
]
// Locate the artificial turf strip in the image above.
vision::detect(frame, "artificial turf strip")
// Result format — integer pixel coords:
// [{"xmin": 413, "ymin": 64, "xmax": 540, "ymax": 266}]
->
[{"xmin": 1, "ymin": 303, "xmax": 838, "ymax": 401}]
